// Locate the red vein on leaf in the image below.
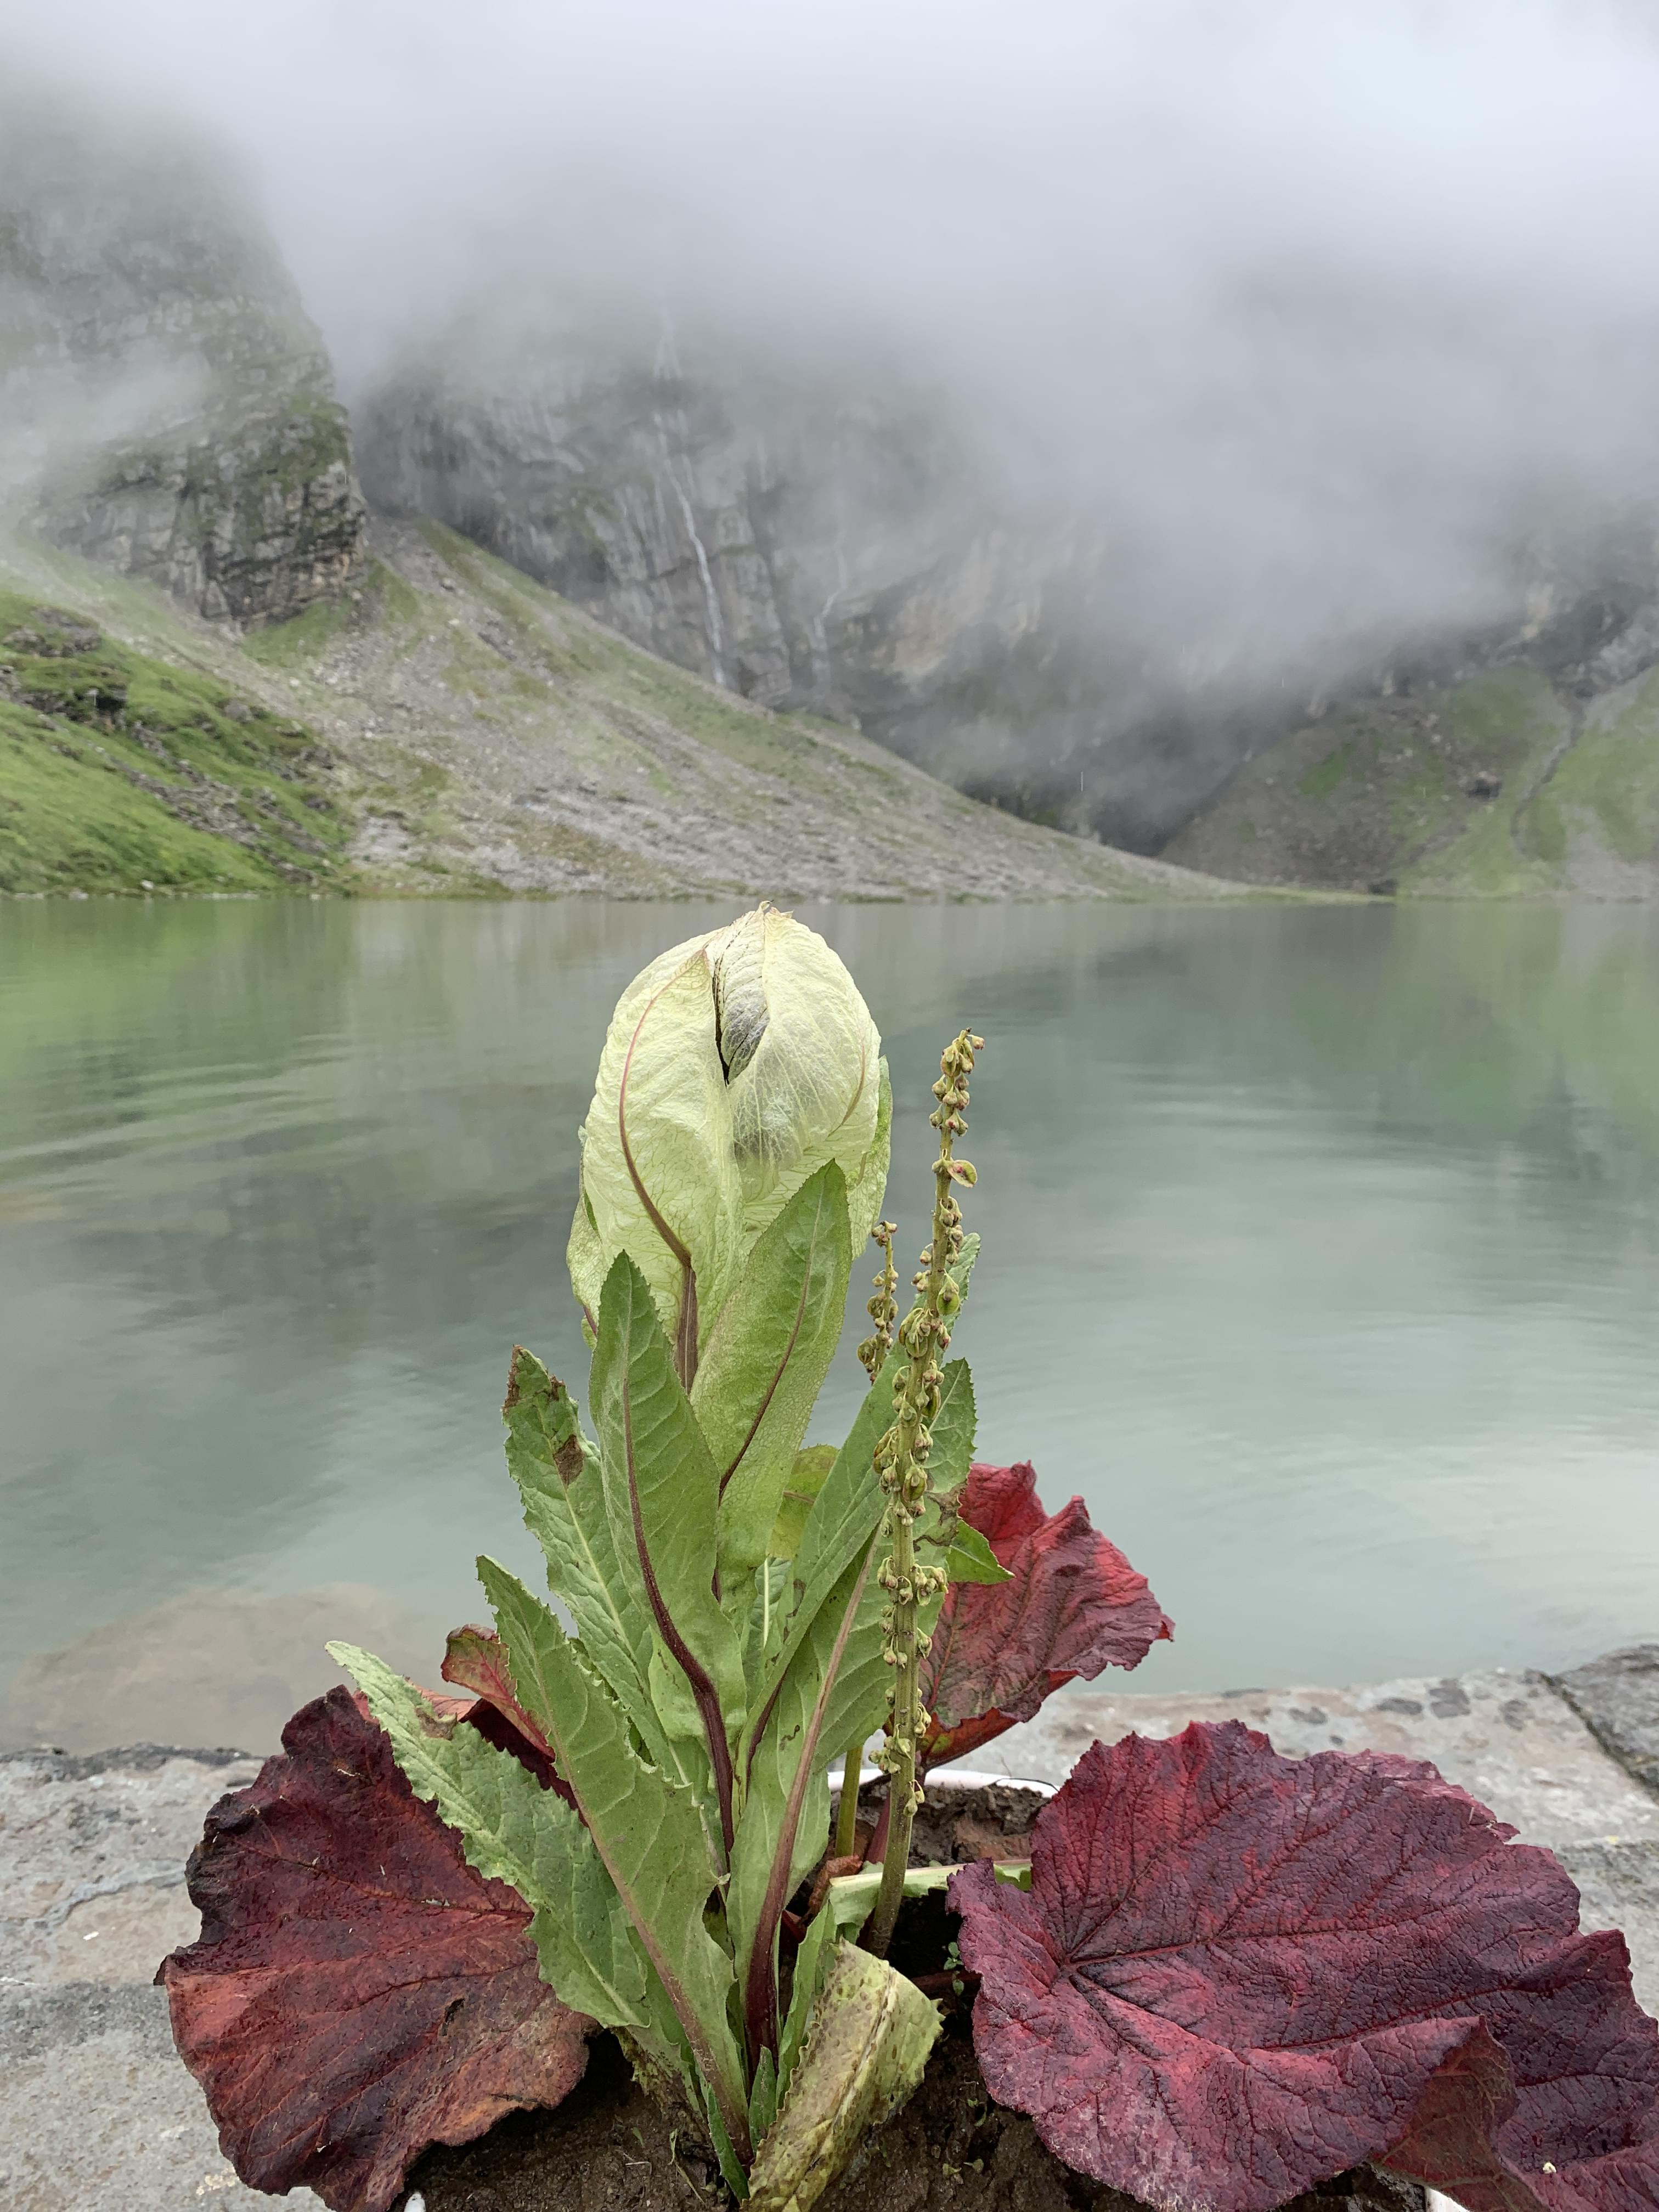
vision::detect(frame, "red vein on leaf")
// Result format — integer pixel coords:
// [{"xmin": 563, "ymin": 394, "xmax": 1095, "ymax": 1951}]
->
[
  {"xmin": 743, "ymin": 1543, "xmax": 876, "ymax": 2065},
  {"xmin": 620, "ymin": 1309, "xmax": 736, "ymax": 1859}
]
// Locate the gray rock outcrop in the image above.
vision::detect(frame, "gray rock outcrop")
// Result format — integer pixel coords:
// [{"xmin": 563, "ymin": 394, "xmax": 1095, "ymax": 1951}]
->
[
  {"xmin": 358, "ymin": 302, "xmax": 1024, "ymax": 704},
  {"xmin": 357, "ymin": 292, "xmax": 1659, "ymax": 855},
  {"xmin": 0, "ymin": 91, "xmax": 366, "ymax": 627},
  {"xmin": 1553, "ymin": 1644, "xmax": 1659, "ymax": 1795},
  {"xmin": 356, "ymin": 298, "xmax": 1184, "ymax": 832}
]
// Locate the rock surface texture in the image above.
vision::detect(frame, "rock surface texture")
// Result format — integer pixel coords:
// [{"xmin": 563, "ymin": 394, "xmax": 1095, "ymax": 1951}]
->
[
  {"xmin": 0, "ymin": 1745, "xmax": 324, "ymax": 2210},
  {"xmin": 1553, "ymin": 1643, "xmax": 1659, "ymax": 1793},
  {"xmin": 0, "ymin": 93, "xmax": 366, "ymax": 628},
  {"xmin": 5, "ymin": 1651, "xmax": 1658, "ymax": 2209}
]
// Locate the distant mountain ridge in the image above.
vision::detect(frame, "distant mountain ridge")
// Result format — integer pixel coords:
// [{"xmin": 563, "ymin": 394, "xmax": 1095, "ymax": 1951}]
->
[
  {"xmin": 0, "ymin": 90, "xmax": 366, "ymax": 628},
  {"xmin": 5, "ymin": 87, "xmax": 1659, "ymax": 898},
  {"xmin": 356, "ymin": 291, "xmax": 1659, "ymax": 886}
]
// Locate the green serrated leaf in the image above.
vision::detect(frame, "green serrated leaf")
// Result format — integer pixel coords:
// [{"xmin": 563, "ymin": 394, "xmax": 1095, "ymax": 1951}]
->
[
  {"xmin": 743, "ymin": 1558, "xmax": 794, "ymax": 1699},
  {"xmin": 503, "ymin": 1349, "xmax": 692, "ymax": 1788},
  {"xmin": 772, "ymin": 1361, "xmax": 978, "ymax": 1769},
  {"xmin": 777, "ymin": 1914, "xmax": 837, "ymax": 2104},
  {"xmin": 944, "ymin": 1521, "xmax": 1011, "ymax": 1586},
  {"xmin": 729, "ymin": 1548, "xmax": 877, "ymax": 2059},
  {"xmin": 591, "ymin": 1254, "xmax": 747, "ymax": 1739},
  {"xmin": 465, "ymin": 1562, "xmax": 752, "ymax": 2163},
  {"xmin": 743, "ymin": 1374, "xmax": 890, "ymax": 1764},
  {"xmin": 329, "ymin": 1641, "xmax": 657, "ymax": 2038},
  {"xmin": 919, "ymin": 1358, "xmax": 977, "ymax": 1511},
  {"xmin": 695, "ymin": 1164, "xmax": 853, "ymax": 1580},
  {"xmin": 747, "ymin": 1944, "xmax": 940, "ymax": 2212},
  {"xmin": 703, "ymin": 2073, "xmax": 752, "ymax": 2199},
  {"xmin": 734, "ymin": 1357, "xmax": 979, "ymax": 1938}
]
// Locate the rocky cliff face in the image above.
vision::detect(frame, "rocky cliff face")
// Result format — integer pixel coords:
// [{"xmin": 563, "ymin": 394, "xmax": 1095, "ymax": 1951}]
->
[
  {"xmin": 356, "ymin": 302, "xmax": 1156, "ymax": 824},
  {"xmin": 0, "ymin": 94, "xmax": 365, "ymax": 628},
  {"xmin": 359, "ymin": 308, "xmax": 988, "ymax": 708},
  {"xmin": 358, "ymin": 296, "xmax": 1659, "ymax": 856}
]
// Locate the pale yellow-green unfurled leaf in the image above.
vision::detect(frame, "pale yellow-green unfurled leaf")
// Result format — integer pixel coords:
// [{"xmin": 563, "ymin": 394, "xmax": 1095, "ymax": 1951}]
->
[{"xmin": 747, "ymin": 1944, "xmax": 940, "ymax": 2212}]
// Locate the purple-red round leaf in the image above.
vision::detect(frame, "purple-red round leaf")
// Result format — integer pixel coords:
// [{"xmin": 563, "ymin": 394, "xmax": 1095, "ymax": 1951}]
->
[
  {"xmin": 157, "ymin": 1686, "xmax": 589, "ymax": 2212},
  {"xmin": 953, "ymin": 1721, "xmax": 1659, "ymax": 2212}
]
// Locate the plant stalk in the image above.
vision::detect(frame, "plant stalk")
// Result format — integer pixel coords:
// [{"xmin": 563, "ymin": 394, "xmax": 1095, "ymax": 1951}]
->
[
  {"xmin": 834, "ymin": 1740, "xmax": 865, "ymax": 1859},
  {"xmin": 865, "ymin": 1030, "xmax": 981, "ymax": 1957}
]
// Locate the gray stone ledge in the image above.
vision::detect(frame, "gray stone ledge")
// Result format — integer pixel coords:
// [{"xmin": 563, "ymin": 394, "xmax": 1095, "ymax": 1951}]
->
[
  {"xmin": 1, "ymin": 1742, "xmax": 257, "ymax": 1780},
  {"xmin": 6, "ymin": 1662, "xmax": 1659, "ymax": 2210},
  {"xmin": 1551, "ymin": 1644, "xmax": 1659, "ymax": 1795}
]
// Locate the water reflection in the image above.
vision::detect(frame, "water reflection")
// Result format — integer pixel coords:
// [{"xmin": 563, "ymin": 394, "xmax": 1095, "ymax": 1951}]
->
[{"xmin": 2, "ymin": 898, "xmax": 1657, "ymax": 1742}]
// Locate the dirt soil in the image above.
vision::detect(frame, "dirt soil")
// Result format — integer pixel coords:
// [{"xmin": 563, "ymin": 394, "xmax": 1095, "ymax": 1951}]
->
[
  {"xmin": 408, "ymin": 2007, "xmax": 1421, "ymax": 2212},
  {"xmin": 406, "ymin": 1780, "xmax": 1424, "ymax": 2212}
]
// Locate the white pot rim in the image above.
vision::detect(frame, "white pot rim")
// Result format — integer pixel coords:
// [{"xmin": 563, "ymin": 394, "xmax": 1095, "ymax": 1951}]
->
[{"xmin": 833, "ymin": 1764, "xmax": 1056, "ymax": 1799}]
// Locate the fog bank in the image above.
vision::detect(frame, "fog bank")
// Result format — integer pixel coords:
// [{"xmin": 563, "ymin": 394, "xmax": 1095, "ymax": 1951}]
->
[{"xmin": 12, "ymin": 0, "xmax": 1659, "ymax": 720}]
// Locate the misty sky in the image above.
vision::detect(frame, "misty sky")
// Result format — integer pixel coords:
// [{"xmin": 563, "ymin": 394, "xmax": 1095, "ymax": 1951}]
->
[{"xmin": 12, "ymin": 0, "xmax": 1659, "ymax": 680}]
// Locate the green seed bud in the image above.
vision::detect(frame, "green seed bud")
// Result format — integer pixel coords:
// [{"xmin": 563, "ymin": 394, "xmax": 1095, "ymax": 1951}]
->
[{"xmin": 568, "ymin": 903, "xmax": 890, "ymax": 1359}]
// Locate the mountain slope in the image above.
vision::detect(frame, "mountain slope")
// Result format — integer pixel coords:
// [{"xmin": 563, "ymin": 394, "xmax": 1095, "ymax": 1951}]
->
[
  {"xmin": 1161, "ymin": 662, "xmax": 1659, "ymax": 899},
  {"xmin": 0, "ymin": 590, "xmax": 350, "ymax": 894},
  {"xmin": 0, "ymin": 521, "xmax": 1250, "ymax": 900}
]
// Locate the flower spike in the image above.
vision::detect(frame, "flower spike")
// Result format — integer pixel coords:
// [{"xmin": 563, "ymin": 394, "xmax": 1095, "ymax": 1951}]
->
[{"xmin": 865, "ymin": 1029, "xmax": 983, "ymax": 1957}]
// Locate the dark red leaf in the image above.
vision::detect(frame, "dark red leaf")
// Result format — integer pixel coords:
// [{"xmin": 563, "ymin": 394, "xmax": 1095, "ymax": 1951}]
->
[
  {"xmin": 919, "ymin": 1460, "xmax": 1172, "ymax": 1770},
  {"xmin": 953, "ymin": 1722, "xmax": 1659, "ymax": 2212},
  {"xmin": 158, "ymin": 1685, "xmax": 590, "ymax": 2212},
  {"xmin": 442, "ymin": 1623, "xmax": 572, "ymax": 1801}
]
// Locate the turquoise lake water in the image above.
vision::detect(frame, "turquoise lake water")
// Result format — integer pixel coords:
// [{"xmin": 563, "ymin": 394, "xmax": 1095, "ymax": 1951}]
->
[{"xmin": 3, "ymin": 896, "xmax": 1657, "ymax": 1732}]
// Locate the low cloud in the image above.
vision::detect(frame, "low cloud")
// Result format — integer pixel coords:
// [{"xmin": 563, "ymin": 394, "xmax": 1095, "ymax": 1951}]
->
[{"xmin": 12, "ymin": 0, "xmax": 1659, "ymax": 737}]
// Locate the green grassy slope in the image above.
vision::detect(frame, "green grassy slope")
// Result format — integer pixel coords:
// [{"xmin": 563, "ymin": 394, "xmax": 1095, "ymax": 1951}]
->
[
  {"xmin": 0, "ymin": 524, "xmax": 1252, "ymax": 901},
  {"xmin": 1163, "ymin": 662, "xmax": 1659, "ymax": 899},
  {"xmin": 0, "ymin": 594, "xmax": 351, "ymax": 894},
  {"xmin": 1522, "ymin": 673, "xmax": 1659, "ymax": 895}
]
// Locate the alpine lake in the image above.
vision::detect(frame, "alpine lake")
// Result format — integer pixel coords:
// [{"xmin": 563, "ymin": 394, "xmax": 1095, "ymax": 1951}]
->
[{"xmin": 3, "ymin": 895, "xmax": 1658, "ymax": 1750}]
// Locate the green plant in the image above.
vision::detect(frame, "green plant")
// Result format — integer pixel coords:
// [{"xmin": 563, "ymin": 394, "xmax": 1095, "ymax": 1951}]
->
[{"xmin": 331, "ymin": 906, "xmax": 1001, "ymax": 2202}]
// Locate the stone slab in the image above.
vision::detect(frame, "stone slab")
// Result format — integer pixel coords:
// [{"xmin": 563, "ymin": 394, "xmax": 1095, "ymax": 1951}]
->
[
  {"xmin": 968, "ymin": 1667, "xmax": 1659, "ymax": 1849},
  {"xmin": 6, "ymin": 1662, "xmax": 1659, "ymax": 2208},
  {"xmin": 0, "ymin": 1745, "xmax": 324, "ymax": 2211},
  {"xmin": 1551, "ymin": 1644, "xmax": 1659, "ymax": 1795},
  {"xmin": 1, "ymin": 1745, "xmax": 260, "ymax": 1985},
  {"xmin": 0, "ymin": 1982, "xmax": 322, "ymax": 2211}
]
